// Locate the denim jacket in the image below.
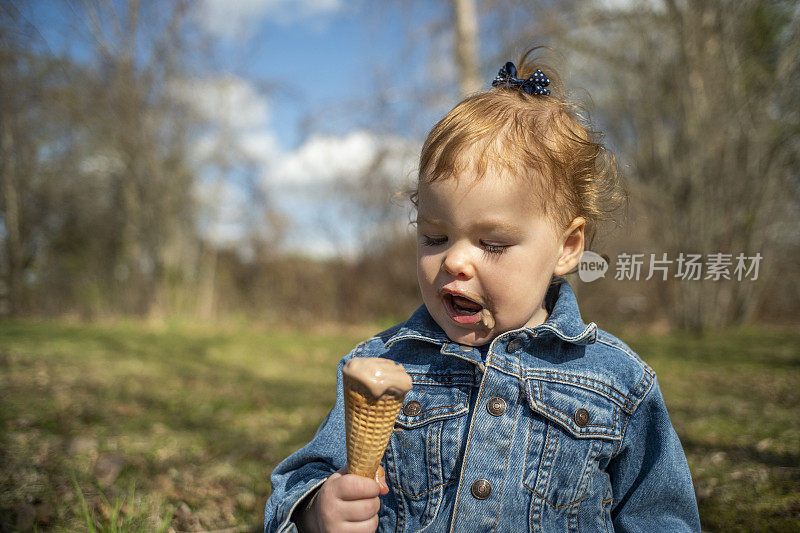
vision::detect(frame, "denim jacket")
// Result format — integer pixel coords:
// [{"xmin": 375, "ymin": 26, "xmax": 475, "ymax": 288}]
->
[{"xmin": 264, "ymin": 280, "xmax": 701, "ymax": 532}]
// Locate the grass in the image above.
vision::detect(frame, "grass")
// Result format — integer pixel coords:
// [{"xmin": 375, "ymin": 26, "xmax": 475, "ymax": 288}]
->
[
  {"xmin": 0, "ymin": 319, "xmax": 798, "ymax": 531},
  {"xmin": 629, "ymin": 327, "xmax": 800, "ymax": 531}
]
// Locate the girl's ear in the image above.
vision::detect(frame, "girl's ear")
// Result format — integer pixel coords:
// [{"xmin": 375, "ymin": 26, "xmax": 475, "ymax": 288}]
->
[{"xmin": 553, "ymin": 217, "xmax": 586, "ymax": 276}]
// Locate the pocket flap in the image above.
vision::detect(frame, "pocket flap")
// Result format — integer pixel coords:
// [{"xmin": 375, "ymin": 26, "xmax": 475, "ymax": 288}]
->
[
  {"xmin": 526, "ymin": 379, "xmax": 622, "ymax": 440},
  {"xmin": 395, "ymin": 384, "xmax": 470, "ymax": 429}
]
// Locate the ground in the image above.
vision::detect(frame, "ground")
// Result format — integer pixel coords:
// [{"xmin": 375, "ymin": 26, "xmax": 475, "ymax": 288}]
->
[{"xmin": 0, "ymin": 319, "xmax": 798, "ymax": 531}]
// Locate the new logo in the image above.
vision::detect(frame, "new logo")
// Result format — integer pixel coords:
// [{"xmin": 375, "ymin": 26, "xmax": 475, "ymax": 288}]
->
[{"xmin": 578, "ymin": 251, "xmax": 609, "ymax": 283}]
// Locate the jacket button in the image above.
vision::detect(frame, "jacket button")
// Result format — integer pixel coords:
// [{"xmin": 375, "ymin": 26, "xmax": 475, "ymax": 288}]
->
[
  {"xmin": 403, "ymin": 400, "xmax": 422, "ymax": 416},
  {"xmin": 506, "ymin": 338, "xmax": 523, "ymax": 353},
  {"xmin": 486, "ymin": 397, "xmax": 507, "ymax": 416},
  {"xmin": 574, "ymin": 408, "xmax": 590, "ymax": 427},
  {"xmin": 471, "ymin": 479, "xmax": 492, "ymax": 500}
]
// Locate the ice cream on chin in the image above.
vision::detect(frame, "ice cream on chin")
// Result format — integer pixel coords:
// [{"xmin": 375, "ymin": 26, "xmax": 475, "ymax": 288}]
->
[
  {"xmin": 342, "ymin": 357, "xmax": 412, "ymax": 398},
  {"xmin": 342, "ymin": 358, "xmax": 412, "ymax": 478},
  {"xmin": 479, "ymin": 308, "xmax": 495, "ymax": 329}
]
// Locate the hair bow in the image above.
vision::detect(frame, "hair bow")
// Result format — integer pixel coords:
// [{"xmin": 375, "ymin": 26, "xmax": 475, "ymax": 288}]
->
[{"xmin": 491, "ymin": 61, "xmax": 551, "ymax": 95}]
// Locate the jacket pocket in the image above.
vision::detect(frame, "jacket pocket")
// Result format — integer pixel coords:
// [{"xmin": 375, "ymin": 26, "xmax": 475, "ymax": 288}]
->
[
  {"xmin": 384, "ymin": 380, "xmax": 470, "ymax": 530},
  {"xmin": 523, "ymin": 378, "xmax": 621, "ymax": 510}
]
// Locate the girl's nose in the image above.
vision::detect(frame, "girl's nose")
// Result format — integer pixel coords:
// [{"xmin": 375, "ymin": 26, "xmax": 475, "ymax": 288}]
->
[{"xmin": 442, "ymin": 243, "xmax": 475, "ymax": 279}]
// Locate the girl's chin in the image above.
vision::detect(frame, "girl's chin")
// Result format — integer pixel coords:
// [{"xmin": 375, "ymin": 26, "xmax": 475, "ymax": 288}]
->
[
  {"xmin": 438, "ymin": 320, "xmax": 494, "ymax": 346},
  {"xmin": 425, "ymin": 301, "xmax": 497, "ymax": 345}
]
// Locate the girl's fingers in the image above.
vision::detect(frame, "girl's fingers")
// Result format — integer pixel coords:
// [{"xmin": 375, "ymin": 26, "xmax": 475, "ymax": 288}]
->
[
  {"xmin": 343, "ymin": 515, "xmax": 380, "ymax": 533},
  {"xmin": 339, "ymin": 495, "xmax": 381, "ymax": 522},
  {"xmin": 336, "ymin": 473, "xmax": 382, "ymax": 500},
  {"xmin": 375, "ymin": 465, "xmax": 389, "ymax": 495},
  {"xmin": 336, "ymin": 464, "xmax": 386, "ymax": 495}
]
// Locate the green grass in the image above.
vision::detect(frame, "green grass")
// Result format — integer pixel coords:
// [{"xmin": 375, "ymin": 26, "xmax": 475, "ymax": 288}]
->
[
  {"xmin": 628, "ymin": 327, "xmax": 800, "ymax": 531},
  {"xmin": 0, "ymin": 319, "xmax": 363, "ymax": 531},
  {"xmin": 0, "ymin": 319, "xmax": 798, "ymax": 531}
]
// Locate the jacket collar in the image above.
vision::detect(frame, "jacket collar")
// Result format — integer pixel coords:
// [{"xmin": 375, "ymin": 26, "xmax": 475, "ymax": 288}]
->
[
  {"xmin": 530, "ymin": 278, "xmax": 598, "ymax": 345},
  {"xmin": 386, "ymin": 278, "xmax": 597, "ymax": 349}
]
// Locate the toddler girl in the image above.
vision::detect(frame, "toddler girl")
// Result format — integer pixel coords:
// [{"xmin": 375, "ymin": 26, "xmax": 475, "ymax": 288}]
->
[{"xmin": 264, "ymin": 50, "xmax": 701, "ymax": 532}]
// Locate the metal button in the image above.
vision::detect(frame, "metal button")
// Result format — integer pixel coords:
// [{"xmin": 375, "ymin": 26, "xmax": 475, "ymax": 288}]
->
[
  {"xmin": 470, "ymin": 479, "xmax": 492, "ymax": 500},
  {"xmin": 403, "ymin": 401, "xmax": 422, "ymax": 416},
  {"xmin": 486, "ymin": 397, "xmax": 507, "ymax": 416},
  {"xmin": 574, "ymin": 408, "xmax": 590, "ymax": 427},
  {"xmin": 506, "ymin": 338, "xmax": 523, "ymax": 353}
]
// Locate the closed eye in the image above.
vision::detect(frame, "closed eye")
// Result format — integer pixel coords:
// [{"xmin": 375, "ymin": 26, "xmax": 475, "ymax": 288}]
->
[
  {"xmin": 421, "ymin": 235, "xmax": 447, "ymax": 247},
  {"xmin": 481, "ymin": 242, "xmax": 509, "ymax": 255}
]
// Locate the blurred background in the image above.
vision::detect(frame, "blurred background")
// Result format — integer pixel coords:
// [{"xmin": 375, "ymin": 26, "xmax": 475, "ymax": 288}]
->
[{"xmin": 1, "ymin": 0, "xmax": 798, "ymax": 531}]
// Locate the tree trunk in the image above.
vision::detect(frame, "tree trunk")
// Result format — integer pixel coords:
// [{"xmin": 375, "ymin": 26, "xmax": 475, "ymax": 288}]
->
[
  {"xmin": 1, "ymin": 119, "xmax": 23, "ymax": 315},
  {"xmin": 452, "ymin": 0, "xmax": 481, "ymax": 97}
]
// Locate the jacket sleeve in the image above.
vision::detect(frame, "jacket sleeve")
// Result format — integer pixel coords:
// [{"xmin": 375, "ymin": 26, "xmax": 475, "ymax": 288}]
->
[
  {"xmin": 264, "ymin": 351, "xmax": 355, "ymax": 532},
  {"xmin": 609, "ymin": 378, "xmax": 701, "ymax": 532}
]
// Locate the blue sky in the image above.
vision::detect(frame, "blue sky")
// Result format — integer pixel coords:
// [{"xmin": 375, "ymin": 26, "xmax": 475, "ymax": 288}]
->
[
  {"xmin": 200, "ymin": 0, "xmax": 452, "ymax": 148},
  {"xmin": 25, "ymin": 1, "xmax": 430, "ymax": 144},
  {"xmin": 187, "ymin": 0, "xmax": 442, "ymax": 256},
  {"xmin": 181, "ymin": 0, "xmax": 468, "ymax": 257},
  {"xmin": 216, "ymin": 3, "xmax": 397, "ymax": 148},
  {"xmin": 17, "ymin": 0, "xmax": 481, "ymax": 257}
]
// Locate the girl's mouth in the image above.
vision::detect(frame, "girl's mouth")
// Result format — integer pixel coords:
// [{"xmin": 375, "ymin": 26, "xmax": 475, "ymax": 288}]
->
[{"xmin": 442, "ymin": 290, "xmax": 486, "ymax": 325}]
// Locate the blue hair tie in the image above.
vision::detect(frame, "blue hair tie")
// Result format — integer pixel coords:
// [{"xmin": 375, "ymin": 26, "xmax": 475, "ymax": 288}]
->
[{"xmin": 491, "ymin": 61, "xmax": 551, "ymax": 96}]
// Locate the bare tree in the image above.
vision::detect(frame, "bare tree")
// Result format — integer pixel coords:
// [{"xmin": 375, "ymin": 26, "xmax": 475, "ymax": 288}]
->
[
  {"xmin": 0, "ymin": 0, "xmax": 206, "ymax": 318},
  {"xmin": 452, "ymin": 0, "xmax": 481, "ymax": 97},
  {"xmin": 0, "ymin": 1, "xmax": 74, "ymax": 315},
  {"xmin": 75, "ymin": 0, "xmax": 200, "ymax": 317},
  {"xmin": 501, "ymin": 0, "xmax": 800, "ymax": 331},
  {"xmin": 0, "ymin": 88, "xmax": 23, "ymax": 315}
]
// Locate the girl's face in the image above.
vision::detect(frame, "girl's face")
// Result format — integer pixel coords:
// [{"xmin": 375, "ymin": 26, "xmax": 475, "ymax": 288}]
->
[{"xmin": 416, "ymin": 171, "xmax": 584, "ymax": 346}]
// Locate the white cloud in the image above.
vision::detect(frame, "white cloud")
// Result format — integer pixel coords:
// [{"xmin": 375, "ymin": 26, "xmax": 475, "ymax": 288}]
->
[
  {"xmin": 286, "ymin": 235, "xmax": 360, "ymax": 260},
  {"xmin": 171, "ymin": 74, "xmax": 419, "ymax": 256},
  {"xmin": 196, "ymin": 0, "xmax": 343, "ymax": 39},
  {"xmin": 592, "ymin": 0, "xmax": 664, "ymax": 12},
  {"xmin": 272, "ymin": 131, "xmax": 375, "ymax": 185},
  {"xmin": 240, "ymin": 131, "xmax": 281, "ymax": 165},
  {"xmin": 263, "ymin": 131, "xmax": 419, "ymax": 257},
  {"xmin": 171, "ymin": 76, "xmax": 270, "ymax": 130},
  {"xmin": 171, "ymin": 75, "xmax": 281, "ymax": 247},
  {"xmin": 269, "ymin": 130, "xmax": 418, "ymax": 187},
  {"xmin": 170, "ymin": 75, "xmax": 281, "ymax": 169}
]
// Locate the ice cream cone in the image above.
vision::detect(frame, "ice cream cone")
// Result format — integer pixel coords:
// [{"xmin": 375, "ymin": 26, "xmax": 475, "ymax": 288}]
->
[{"xmin": 342, "ymin": 358, "xmax": 412, "ymax": 478}]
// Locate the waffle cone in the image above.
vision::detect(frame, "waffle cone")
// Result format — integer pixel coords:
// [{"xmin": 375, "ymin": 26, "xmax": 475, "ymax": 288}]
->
[{"xmin": 343, "ymin": 374, "xmax": 406, "ymax": 478}]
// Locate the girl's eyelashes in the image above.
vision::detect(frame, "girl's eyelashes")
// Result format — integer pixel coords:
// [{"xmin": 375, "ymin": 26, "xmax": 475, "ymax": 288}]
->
[
  {"xmin": 421, "ymin": 235, "xmax": 447, "ymax": 246},
  {"xmin": 420, "ymin": 235, "xmax": 510, "ymax": 255},
  {"xmin": 481, "ymin": 242, "xmax": 509, "ymax": 255}
]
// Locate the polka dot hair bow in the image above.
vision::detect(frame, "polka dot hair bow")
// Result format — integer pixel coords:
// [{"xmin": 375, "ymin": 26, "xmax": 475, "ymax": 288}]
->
[{"xmin": 491, "ymin": 61, "xmax": 551, "ymax": 95}]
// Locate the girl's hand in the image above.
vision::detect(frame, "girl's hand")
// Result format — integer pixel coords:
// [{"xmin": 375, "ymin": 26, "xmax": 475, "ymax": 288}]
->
[{"xmin": 298, "ymin": 466, "xmax": 388, "ymax": 533}]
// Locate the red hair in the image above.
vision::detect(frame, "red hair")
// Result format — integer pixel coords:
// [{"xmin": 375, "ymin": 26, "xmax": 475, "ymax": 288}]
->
[{"xmin": 413, "ymin": 48, "xmax": 626, "ymax": 247}]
